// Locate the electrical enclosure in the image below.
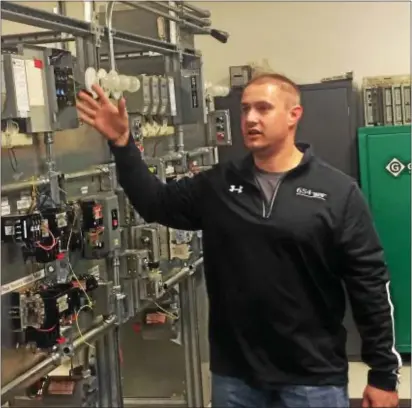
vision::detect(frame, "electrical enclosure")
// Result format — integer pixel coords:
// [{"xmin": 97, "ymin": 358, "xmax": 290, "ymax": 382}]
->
[{"xmin": 358, "ymin": 125, "xmax": 411, "ymax": 353}]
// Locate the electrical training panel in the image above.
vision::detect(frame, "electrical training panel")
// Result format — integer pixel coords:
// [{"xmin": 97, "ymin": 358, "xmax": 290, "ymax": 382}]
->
[{"xmin": 1, "ymin": 47, "xmax": 216, "ymax": 354}]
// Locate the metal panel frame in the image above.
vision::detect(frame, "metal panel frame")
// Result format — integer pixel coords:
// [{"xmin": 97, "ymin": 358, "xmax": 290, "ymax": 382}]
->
[{"xmin": 1, "ymin": 2, "xmax": 216, "ymax": 407}]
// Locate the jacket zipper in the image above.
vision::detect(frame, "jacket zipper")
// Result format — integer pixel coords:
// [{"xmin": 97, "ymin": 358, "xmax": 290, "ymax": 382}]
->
[{"xmin": 259, "ymin": 176, "xmax": 285, "ymax": 218}]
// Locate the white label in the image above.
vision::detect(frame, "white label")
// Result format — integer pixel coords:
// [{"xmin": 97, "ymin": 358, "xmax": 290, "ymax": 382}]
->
[
  {"xmin": 41, "ymin": 219, "xmax": 50, "ymax": 237},
  {"xmin": 168, "ymin": 77, "xmax": 177, "ymax": 116},
  {"xmin": 57, "ymin": 294, "xmax": 69, "ymax": 312},
  {"xmin": 4, "ymin": 226, "xmax": 14, "ymax": 236},
  {"xmin": 25, "ymin": 59, "xmax": 46, "ymax": 107},
  {"xmin": 1, "ymin": 204, "xmax": 11, "ymax": 216},
  {"xmin": 56, "ymin": 212, "xmax": 68, "ymax": 228},
  {"xmin": 2, "ymin": 197, "xmax": 9, "ymax": 205},
  {"xmin": 165, "ymin": 165, "xmax": 174, "ymax": 175},
  {"xmin": 12, "ymin": 58, "xmax": 30, "ymax": 116},
  {"xmin": 88, "ymin": 265, "xmax": 100, "ymax": 278},
  {"xmin": 16, "ymin": 198, "xmax": 31, "ymax": 210},
  {"xmin": 1, "ymin": 269, "xmax": 45, "ymax": 295},
  {"xmin": 80, "ymin": 186, "xmax": 89, "ymax": 195}
]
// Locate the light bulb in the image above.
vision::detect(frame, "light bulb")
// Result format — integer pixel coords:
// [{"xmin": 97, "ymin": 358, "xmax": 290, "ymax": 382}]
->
[
  {"xmin": 106, "ymin": 70, "xmax": 120, "ymax": 92},
  {"xmin": 84, "ymin": 67, "xmax": 97, "ymax": 97},
  {"xmin": 118, "ymin": 75, "xmax": 130, "ymax": 92},
  {"xmin": 128, "ymin": 76, "xmax": 140, "ymax": 93}
]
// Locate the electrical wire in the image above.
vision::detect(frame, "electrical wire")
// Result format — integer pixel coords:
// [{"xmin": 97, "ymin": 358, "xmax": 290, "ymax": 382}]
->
[
  {"xmin": 74, "ymin": 303, "xmax": 95, "ymax": 349},
  {"xmin": 34, "ymin": 324, "xmax": 57, "ymax": 333},
  {"xmin": 150, "ymin": 299, "xmax": 179, "ymax": 320}
]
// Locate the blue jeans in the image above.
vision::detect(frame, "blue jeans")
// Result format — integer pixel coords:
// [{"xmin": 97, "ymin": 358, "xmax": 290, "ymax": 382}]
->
[{"xmin": 212, "ymin": 374, "xmax": 349, "ymax": 408}]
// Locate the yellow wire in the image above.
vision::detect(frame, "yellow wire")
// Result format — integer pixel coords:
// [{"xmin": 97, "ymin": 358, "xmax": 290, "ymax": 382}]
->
[
  {"xmin": 68, "ymin": 262, "xmax": 93, "ymax": 306},
  {"xmin": 75, "ymin": 304, "xmax": 95, "ymax": 349},
  {"xmin": 151, "ymin": 299, "xmax": 178, "ymax": 320},
  {"xmin": 68, "ymin": 262, "xmax": 95, "ymax": 349}
]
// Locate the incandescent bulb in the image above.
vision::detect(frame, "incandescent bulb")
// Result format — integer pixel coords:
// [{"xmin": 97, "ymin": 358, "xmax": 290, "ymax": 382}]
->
[
  {"xmin": 128, "ymin": 76, "xmax": 141, "ymax": 93},
  {"xmin": 105, "ymin": 70, "xmax": 120, "ymax": 92},
  {"xmin": 118, "ymin": 75, "xmax": 130, "ymax": 92}
]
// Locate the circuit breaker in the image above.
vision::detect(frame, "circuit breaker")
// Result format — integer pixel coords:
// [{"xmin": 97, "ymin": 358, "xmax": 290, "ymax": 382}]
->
[
  {"xmin": 149, "ymin": 75, "xmax": 160, "ymax": 115},
  {"xmin": 206, "ymin": 109, "xmax": 232, "ymax": 146},
  {"xmin": 158, "ymin": 76, "xmax": 169, "ymax": 115},
  {"xmin": 80, "ymin": 194, "xmax": 121, "ymax": 260}
]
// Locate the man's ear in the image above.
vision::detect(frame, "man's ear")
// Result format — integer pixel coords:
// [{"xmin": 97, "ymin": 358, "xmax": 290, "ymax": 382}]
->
[{"xmin": 288, "ymin": 105, "xmax": 303, "ymax": 127}]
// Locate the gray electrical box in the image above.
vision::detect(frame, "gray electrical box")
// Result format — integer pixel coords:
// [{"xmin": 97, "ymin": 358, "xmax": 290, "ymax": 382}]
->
[
  {"xmin": 1, "ymin": 45, "xmax": 79, "ymax": 133},
  {"xmin": 206, "ymin": 109, "xmax": 232, "ymax": 146},
  {"xmin": 82, "ymin": 193, "xmax": 122, "ymax": 260},
  {"xmin": 229, "ymin": 65, "xmax": 252, "ymax": 88},
  {"xmin": 125, "ymin": 74, "xmax": 151, "ymax": 115},
  {"xmin": 119, "ymin": 249, "xmax": 149, "ymax": 317},
  {"xmin": 1, "ymin": 52, "xmax": 52, "ymax": 133},
  {"xmin": 179, "ymin": 68, "xmax": 204, "ymax": 125}
]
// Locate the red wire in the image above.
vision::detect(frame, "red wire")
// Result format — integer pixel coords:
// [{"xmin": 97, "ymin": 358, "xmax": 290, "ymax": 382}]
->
[{"xmin": 34, "ymin": 324, "xmax": 56, "ymax": 333}]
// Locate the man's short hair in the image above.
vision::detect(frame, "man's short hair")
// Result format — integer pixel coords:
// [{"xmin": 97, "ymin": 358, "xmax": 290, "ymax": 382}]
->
[{"xmin": 244, "ymin": 72, "xmax": 301, "ymax": 105}]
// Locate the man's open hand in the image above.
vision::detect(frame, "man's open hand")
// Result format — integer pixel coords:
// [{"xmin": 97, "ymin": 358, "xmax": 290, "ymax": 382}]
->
[
  {"xmin": 76, "ymin": 84, "xmax": 129, "ymax": 147},
  {"xmin": 362, "ymin": 385, "xmax": 399, "ymax": 408}
]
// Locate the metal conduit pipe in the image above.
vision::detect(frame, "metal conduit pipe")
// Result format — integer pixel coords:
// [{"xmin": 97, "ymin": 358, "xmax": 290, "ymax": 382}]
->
[
  {"xmin": 163, "ymin": 257, "xmax": 203, "ymax": 290},
  {"xmin": 152, "ymin": 1, "xmax": 211, "ymax": 27},
  {"xmin": 122, "ymin": 1, "xmax": 180, "ymax": 24},
  {"xmin": 1, "ymin": 177, "xmax": 50, "ymax": 194},
  {"xmin": 105, "ymin": 1, "xmax": 117, "ymax": 72},
  {"xmin": 2, "ymin": 165, "xmax": 107, "ymax": 195},
  {"xmin": 121, "ymin": 1, "xmax": 209, "ymax": 34},
  {"xmin": 186, "ymin": 147, "xmax": 213, "ymax": 159},
  {"xmin": 64, "ymin": 167, "xmax": 107, "ymax": 181},
  {"xmin": 181, "ymin": 2, "xmax": 211, "ymax": 18},
  {"xmin": 176, "ymin": 125, "xmax": 185, "ymax": 153},
  {"xmin": 1, "ymin": 316, "xmax": 117, "ymax": 404}
]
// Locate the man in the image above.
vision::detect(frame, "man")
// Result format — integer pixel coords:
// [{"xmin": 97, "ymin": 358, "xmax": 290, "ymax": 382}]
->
[{"xmin": 77, "ymin": 73, "xmax": 402, "ymax": 408}]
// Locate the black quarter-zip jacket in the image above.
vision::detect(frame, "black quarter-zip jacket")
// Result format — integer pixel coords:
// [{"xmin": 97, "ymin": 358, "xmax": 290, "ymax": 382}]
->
[{"xmin": 111, "ymin": 137, "xmax": 402, "ymax": 392}]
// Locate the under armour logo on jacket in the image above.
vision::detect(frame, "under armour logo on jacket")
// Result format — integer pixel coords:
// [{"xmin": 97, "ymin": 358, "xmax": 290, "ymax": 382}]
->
[{"xmin": 229, "ymin": 185, "xmax": 243, "ymax": 194}]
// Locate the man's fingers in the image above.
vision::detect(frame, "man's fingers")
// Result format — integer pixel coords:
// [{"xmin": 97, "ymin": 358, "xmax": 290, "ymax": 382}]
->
[
  {"xmin": 361, "ymin": 396, "xmax": 370, "ymax": 408},
  {"xmin": 77, "ymin": 90, "xmax": 101, "ymax": 110},
  {"xmin": 76, "ymin": 101, "xmax": 97, "ymax": 119},
  {"xmin": 78, "ymin": 112, "xmax": 95, "ymax": 128},
  {"xmin": 91, "ymin": 84, "xmax": 110, "ymax": 105},
  {"xmin": 118, "ymin": 97, "xmax": 127, "ymax": 118}
]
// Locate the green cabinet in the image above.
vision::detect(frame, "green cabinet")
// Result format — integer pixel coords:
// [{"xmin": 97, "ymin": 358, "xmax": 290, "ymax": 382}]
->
[{"xmin": 358, "ymin": 125, "xmax": 411, "ymax": 353}]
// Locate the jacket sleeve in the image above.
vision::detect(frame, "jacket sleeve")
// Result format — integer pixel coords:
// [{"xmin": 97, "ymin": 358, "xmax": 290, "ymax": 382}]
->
[
  {"xmin": 110, "ymin": 136, "xmax": 207, "ymax": 231},
  {"xmin": 337, "ymin": 182, "xmax": 402, "ymax": 392}
]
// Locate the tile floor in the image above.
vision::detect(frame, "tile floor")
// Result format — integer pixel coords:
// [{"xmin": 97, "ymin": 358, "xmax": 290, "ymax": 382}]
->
[{"xmin": 348, "ymin": 362, "xmax": 411, "ymax": 399}]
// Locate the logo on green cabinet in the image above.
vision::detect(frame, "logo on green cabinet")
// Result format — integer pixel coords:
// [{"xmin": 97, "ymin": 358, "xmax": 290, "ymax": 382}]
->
[{"xmin": 385, "ymin": 158, "xmax": 411, "ymax": 177}]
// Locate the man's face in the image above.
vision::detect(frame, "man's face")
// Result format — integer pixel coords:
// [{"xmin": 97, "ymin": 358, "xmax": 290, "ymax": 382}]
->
[{"xmin": 240, "ymin": 82, "xmax": 302, "ymax": 153}]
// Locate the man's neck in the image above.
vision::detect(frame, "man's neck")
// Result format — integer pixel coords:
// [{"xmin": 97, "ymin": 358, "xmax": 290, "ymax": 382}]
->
[{"xmin": 253, "ymin": 143, "xmax": 303, "ymax": 173}]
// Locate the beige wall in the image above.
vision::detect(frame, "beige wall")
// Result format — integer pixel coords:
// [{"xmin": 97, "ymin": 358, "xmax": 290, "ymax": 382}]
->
[
  {"xmin": 195, "ymin": 1, "xmax": 411, "ymax": 85},
  {"xmin": 2, "ymin": 1, "xmax": 410, "ymax": 86}
]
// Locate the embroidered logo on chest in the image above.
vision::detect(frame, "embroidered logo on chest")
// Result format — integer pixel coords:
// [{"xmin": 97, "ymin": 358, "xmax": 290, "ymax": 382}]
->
[{"xmin": 296, "ymin": 187, "xmax": 327, "ymax": 201}]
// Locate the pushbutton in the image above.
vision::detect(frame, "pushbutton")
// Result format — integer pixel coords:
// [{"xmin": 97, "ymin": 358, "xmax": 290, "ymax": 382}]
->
[{"xmin": 111, "ymin": 209, "xmax": 119, "ymax": 230}]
